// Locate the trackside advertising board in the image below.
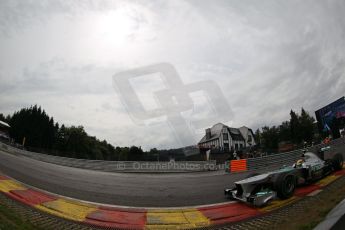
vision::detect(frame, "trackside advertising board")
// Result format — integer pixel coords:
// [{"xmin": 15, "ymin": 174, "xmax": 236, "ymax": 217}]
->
[{"xmin": 315, "ymin": 97, "xmax": 345, "ymax": 134}]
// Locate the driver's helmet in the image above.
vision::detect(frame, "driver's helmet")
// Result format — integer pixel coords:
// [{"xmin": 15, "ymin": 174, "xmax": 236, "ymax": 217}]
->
[{"xmin": 296, "ymin": 159, "xmax": 304, "ymax": 167}]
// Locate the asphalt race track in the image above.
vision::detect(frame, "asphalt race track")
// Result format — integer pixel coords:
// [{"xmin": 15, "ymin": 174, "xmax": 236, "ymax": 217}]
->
[{"xmin": 0, "ymin": 149, "xmax": 252, "ymax": 207}]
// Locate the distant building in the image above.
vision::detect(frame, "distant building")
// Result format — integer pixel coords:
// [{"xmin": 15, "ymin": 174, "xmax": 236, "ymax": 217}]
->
[
  {"xmin": 0, "ymin": 120, "xmax": 10, "ymax": 141},
  {"xmin": 198, "ymin": 123, "xmax": 256, "ymax": 152},
  {"xmin": 238, "ymin": 126, "xmax": 256, "ymax": 147}
]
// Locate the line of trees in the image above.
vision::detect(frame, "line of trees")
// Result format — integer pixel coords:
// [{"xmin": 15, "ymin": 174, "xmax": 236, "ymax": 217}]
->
[
  {"xmin": 0, "ymin": 105, "xmax": 189, "ymax": 161},
  {"xmin": 0, "ymin": 105, "xmax": 322, "ymax": 160},
  {"xmin": 254, "ymin": 108, "xmax": 317, "ymax": 153},
  {"xmin": 1, "ymin": 105, "xmax": 148, "ymax": 160}
]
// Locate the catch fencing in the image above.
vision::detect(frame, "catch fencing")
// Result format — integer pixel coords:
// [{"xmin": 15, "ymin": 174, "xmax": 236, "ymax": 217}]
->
[{"xmin": 0, "ymin": 142, "xmax": 216, "ymax": 173}]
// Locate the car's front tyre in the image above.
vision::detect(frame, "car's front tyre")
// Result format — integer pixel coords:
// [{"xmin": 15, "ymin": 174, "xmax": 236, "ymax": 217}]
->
[
  {"xmin": 274, "ymin": 174, "xmax": 296, "ymax": 199},
  {"xmin": 332, "ymin": 153, "xmax": 344, "ymax": 171}
]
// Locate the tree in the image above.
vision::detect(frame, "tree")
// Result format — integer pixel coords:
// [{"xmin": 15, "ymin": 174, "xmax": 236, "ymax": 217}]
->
[
  {"xmin": 119, "ymin": 147, "xmax": 129, "ymax": 161},
  {"xmin": 254, "ymin": 129, "xmax": 261, "ymax": 147},
  {"xmin": 128, "ymin": 146, "xmax": 144, "ymax": 161},
  {"xmin": 260, "ymin": 126, "xmax": 279, "ymax": 152},
  {"xmin": 0, "ymin": 113, "xmax": 6, "ymax": 122},
  {"xmin": 9, "ymin": 105, "xmax": 57, "ymax": 149},
  {"xmin": 299, "ymin": 108, "xmax": 315, "ymax": 143},
  {"xmin": 148, "ymin": 148, "xmax": 159, "ymax": 161},
  {"xmin": 290, "ymin": 110, "xmax": 302, "ymax": 144},
  {"xmin": 279, "ymin": 121, "xmax": 291, "ymax": 142}
]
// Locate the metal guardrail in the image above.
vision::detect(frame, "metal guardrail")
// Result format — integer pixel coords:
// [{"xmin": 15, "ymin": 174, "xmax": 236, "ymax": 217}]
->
[
  {"xmin": 0, "ymin": 142, "xmax": 216, "ymax": 172},
  {"xmin": 227, "ymin": 137, "xmax": 345, "ymax": 172},
  {"xmin": 1, "ymin": 138, "xmax": 344, "ymax": 173}
]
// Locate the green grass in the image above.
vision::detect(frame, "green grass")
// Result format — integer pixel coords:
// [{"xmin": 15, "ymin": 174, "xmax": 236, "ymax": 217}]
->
[
  {"xmin": 298, "ymin": 220, "xmax": 320, "ymax": 230},
  {"xmin": 279, "ymin": 179, "xmax": 345, "ymax": 230},
  {"xmin": 0, "ymin": 203, "xmax": 38, "ymax": 230}
]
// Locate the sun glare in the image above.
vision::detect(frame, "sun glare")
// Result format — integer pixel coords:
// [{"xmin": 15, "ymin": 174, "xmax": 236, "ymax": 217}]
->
[{"xmin": 95, "ymin": 8, "xmax": 136, "ymax": 47}]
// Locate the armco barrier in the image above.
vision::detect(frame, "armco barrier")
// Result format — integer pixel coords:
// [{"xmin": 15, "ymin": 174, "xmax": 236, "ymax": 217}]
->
[
  {"xmin": 1, "ymin": 138, "xmax": 344, "ymax": 173},
  {"xmin": 228, "ymin": 137, "xmax": 345, "ymax": 173},
  {"xmin": 0, "ymin": 142, "xmax": 216, "ymax": 173}
]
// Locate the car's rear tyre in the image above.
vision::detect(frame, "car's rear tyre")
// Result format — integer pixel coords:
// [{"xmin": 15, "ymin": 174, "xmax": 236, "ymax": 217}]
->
[
  {"xmin": 274, "ymin": 174, "xmax": 296, "ymax": 199},
  {"xmin": 332, "ymin": 154, "xmax": 344, "ymax": 171}
]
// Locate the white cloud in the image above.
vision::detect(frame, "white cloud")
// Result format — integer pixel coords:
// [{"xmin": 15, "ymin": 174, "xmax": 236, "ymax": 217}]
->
[{"xmin": 1, "ymin": 0, "xmax": 345, "ymax": 150}]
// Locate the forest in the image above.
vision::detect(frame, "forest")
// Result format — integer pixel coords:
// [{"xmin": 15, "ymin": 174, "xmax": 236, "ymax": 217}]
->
[
  {"xmin": 0, "ymin": 105, "xmax": 157, "ymax": 161},
  {"xmin": 255, "ymin": 108, "xmax": 317, "ymax": 153}
]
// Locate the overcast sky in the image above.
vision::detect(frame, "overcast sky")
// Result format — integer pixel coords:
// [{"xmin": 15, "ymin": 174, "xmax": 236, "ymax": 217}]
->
[{"xmin": 1, "ymin": 0, "xmax": 345, "ymax": 150}]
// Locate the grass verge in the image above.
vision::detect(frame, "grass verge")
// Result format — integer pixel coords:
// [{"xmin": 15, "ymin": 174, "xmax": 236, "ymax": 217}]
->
[
  {"xmin": 279, "ymin": 180, "xmax": 345, "ymax": 230},
  {"xmin": 0, "ymin": 200, "xmax": 39, "ymax": 230}
]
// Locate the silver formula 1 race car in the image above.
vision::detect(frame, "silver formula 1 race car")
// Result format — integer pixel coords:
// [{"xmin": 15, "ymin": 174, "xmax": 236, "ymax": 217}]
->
[{"xmin": 224, "ymin": 150, "xmax": 344, "ymax": 207}]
